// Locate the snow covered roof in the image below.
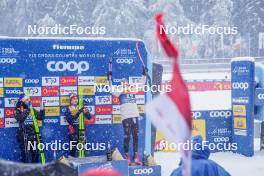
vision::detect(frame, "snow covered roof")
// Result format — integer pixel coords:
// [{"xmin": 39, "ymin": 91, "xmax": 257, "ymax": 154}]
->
[{"xmin": 231, "ymin": 57, "xmax": 255, "ymax": 62}]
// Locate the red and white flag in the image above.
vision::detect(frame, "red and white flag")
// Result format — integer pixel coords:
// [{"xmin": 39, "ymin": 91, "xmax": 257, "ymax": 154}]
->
[{"xmin": 146, "ymin": 13, "xmax": 192, "ymax": 176}]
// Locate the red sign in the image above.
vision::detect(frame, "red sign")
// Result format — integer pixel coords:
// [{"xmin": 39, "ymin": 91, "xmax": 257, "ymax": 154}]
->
[
  {"xmin": 85, "ymin": 116, "xmax": 95, "ymax": 125},
  {"xmin": 60, "ymin": 76, "xmax": 77, "ymax": 86},
  {"xmin": 187, "ymin": 81, "xmax": 231, "ymax": 91},
  {"xmin": 112, "ymin": 96, "xmax": 120, "ymax": 104},
  {"xmin": 31, "ymin": 97, "xmax": 42, "ymax": 107},
  {"xmin": 0, "ymin": 119, "xmax": 4, "ymax": 128},
  {"xmin": 5, "ymin": 108, "xmax": 15, "ymax": 118},
  {"xmin": 95, "ymin": 106, "xmax": 112, "ymax": 115},
  {"xmin": 42, "ymin": 86, "xmax": 59, "ymax": 96}
]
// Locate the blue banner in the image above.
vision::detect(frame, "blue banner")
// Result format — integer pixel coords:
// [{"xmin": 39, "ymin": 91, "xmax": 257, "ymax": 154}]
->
[
  {"xmin": 129, "ymin": 165, "xmax": 161, "ymax": 176},
  {"xmin": 0, "ymin": 38, "xmax": 149, "ymax": 162}
]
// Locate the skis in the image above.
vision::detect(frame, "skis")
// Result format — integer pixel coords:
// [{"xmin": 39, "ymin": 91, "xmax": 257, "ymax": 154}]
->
[
  {"xmin": 78, "ymin": 90, "xmax": 85, "ymax": 158},
  {"xmin": 26, "ymin": 91, "xmax": 46, "ymax": 165},
  {"xmin": 22, "ymin": 124, "xmax": 29, "ymax": 163}
]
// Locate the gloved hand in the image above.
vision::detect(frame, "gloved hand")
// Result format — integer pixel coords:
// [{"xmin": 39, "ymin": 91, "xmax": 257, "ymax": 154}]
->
[{"xmin": 142, "ymin": 66, "xmax": 148, "ymax": 76}]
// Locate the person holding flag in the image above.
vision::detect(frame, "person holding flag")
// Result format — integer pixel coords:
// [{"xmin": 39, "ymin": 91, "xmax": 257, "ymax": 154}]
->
[
  {"xmin": 15, "ymin": 92, "xmax": 45, "ymax": 163},
  {"xmin": 108, "ymin": 65, "xmax": 148, "ymax": 166},
  {"xmin": 65, "ymin": 94, "xmax": 91, "ymax": 157}
]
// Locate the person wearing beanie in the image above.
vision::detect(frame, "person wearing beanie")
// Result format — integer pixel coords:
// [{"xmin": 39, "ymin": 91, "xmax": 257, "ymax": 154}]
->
[
  {"xmin": 65, "ymin": 94, "xmax": 91, "ymax": 157},
  {"xmin": 108, "ymin": 66, "xmax": 148, "ymax": 165},
  {"xmin": 15, "ymin": 92, "xmax": 45, "ymax": 163}
]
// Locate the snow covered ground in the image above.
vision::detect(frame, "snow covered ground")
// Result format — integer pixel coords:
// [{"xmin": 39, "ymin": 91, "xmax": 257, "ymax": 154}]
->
[{"xmin": 155, "ymin": 138, "xmax": 264, "ymax": 176}]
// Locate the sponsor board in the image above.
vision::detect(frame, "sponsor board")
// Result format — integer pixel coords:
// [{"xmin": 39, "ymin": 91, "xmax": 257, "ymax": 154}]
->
[
  {"xmin": 95, "ymin": 105, "xmax": 112, "ymax": 115},
  {"xmin": 95, "ymin": 115, "xmax": 112, "ymax": 124},
  {"xmin": 47, "ymin": 61, "xmax": 89, "ymax": 74},
  {"xmin": 232, "ymin": 66, "xmax": 249, "ymax": 76},
  {"xmin": 95, "ymin": 95, "xmax": 112, "ymax": 105},
  {"xmin": 0, "ymin": 78, "xmax": 3, "ymax": 87},
  {"xmin": 30, "ymin": 97, "xmax": 42, "ymax": 107},
  {"xmin": 60, "ymin": 86, "xmax": 77, "ymax": 96},
  {"xmin": 4, "ymin": 98, "xmax": 18, "ymax": 108},
  {"xmin": 0, "ymin": 119, "xmax": 4, "ymax": 128},
  {"xmin": 232, "ymin": 82, "xmax": 249, "ymax": 91},
  {"xmin": 84, "ymin": 116, "xmax": 95, "ymax": 125},
  {"xmin": 112, "ymin": 105, "xmax": 120, "ymax": 115},
  {"xmin": 0, "ymin": 88, "xmax": 3, "ymax": 97},
  {"xmin": 42, "ymin": 77, "xmax": 59, "ymax": 86},
  {"xmin": 0, "ymin": 108, "xmax": 4, "ymax": 118},
  {"xmin": 116, "ymin": 58, "xmax": 134, "ymax": 64},
  {"xmin": 234, "ymin": 129, "xmax": 247, "ymax": 136},
  {"xmin": 5, "ymin": 118, "xmax": 18, "ymax": 128},
  {"xmin": 232, "ymin": 97, "xmax": 249, "ymax": 104},
  {"xmin": 234, "ymin": 117, "xmax": 247, "ymax": 129},
  {"xmin": 4, "ymin": 78, "xmax": 23, "ymax": 87},
  {"xmin": 112, "ymin": 96, "xmax": 120, "ymax": 104},
  {"xmin": 44, "ymin": 117, "xmax": 59, "ymax": 124},
  {"xmin": 192, "ymin": 120, "xmax": 206, "ymax": 140},
  {"xmin": 187, "ymin": 81, "xmax": 231, "ymax": 91},
  {"xmin": 60, "ymin": 96, "xmax": 70, "ymax": 106},
  {"xmin": 42, "ymin": 97, "xmax": 60, "ymax": 106},
  {"xmin": 42, "ymin": 86, "xmax": 59, "ymax": 96},
  {"xmin": 129, "ymin": 77, "xmax": 142, "ymax": 85},
  {"xmin": 137, "ymin": 105, "xmax": 145, "ymax": 114},
  {"xmin": 78, "ymin": 86, "xmax": 95, "ymax": 96},
  {"xmin": 0, "ymin": 99, "xmax": 3, "ymax": 107},
  {"xmin": 60, "ymin": 76, "xmax": 77, "ymax": 86},
  {"xmin": 60, "ymin": 116, "xmax": 69, "ymax": 126},
  {"xmin": 84, "ymin": 97, "xmax": 94, "ymax": 104},
  {"xmin": 24, "ymin": 87, "xmax": 41, "ymax": 96},
  {"xmin": 192, "ymin": 111, "xmax": 202, "ymax": 119},
  {"xmin": 209, "ymin": 110, "xmax": 232, "ymax": 118},
  {"xmin": 135, "ymin": 95, "xmax": 145, "ymax": 104},
  {"xmin": 4, "ymin": 88, "xmax": 22, "ymax": 96},
  {"xmin": 95, "ymin": 76, "xmax": 108, "ymax": 86},
  {"xmin": 112, "ymin": 114, "xmax": 122, "ymax": 124},
  {"xmin": 45, "ymin": 107, "xmax": 60, "ymax": 116},
  {"xmin": 78, "ymin": 76, "xmax": 95, "ymax": 85},
  {"xmin": 233, "ymin": 105, "xmax": 246, "ymax": 117},
  {"xmin": 86, "ymin": 106, "xmax": 95, "ymax": 114},
  {"xmin": 24, "ymin": 78, "xmax": 40, "ymax": 85}
]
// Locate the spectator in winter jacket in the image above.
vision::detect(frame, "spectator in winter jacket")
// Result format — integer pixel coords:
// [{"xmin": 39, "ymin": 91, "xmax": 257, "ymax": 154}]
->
[
  {"xmin": 15, "ymin": 93, "xmax": 45, "ymax": 163},
  {"xmin": 170, "ymin": 135, "xmax": 231, "ymax": 176},
  {"xmin": 65, "ymin": 94, "xmax": 91, "ymax": 157}
]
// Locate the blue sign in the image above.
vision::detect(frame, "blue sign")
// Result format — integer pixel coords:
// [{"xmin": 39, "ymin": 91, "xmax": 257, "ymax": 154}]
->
[
  {"xmin": 0, "ymin": 38, "xmax": 149, "ymax": 162},
  {"xmin": 129, "ymin": 165, "xmax": 161, "ymax": 176},
  {"xmin": 231, "ymin": 58, "xmax": 254, "ymax": 156}
]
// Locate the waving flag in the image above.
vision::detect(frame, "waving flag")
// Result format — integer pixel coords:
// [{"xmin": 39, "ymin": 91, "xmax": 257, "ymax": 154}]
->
[{"xmin": 145, "ymin": 13, "xmax": 192, "ymax": 176}]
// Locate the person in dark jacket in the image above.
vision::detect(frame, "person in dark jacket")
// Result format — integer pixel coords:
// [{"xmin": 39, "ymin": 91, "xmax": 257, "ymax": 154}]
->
[
  {"xmin": 15, "ymin": 93, "xmax": 44, "ymax": 163},
  {"xmin": 65, "ymin": 94, "xmax": 91, "ymax": 157},
  {"xmin": 170, "ymin": 135, "xmax": 231, "ymax": 176}
]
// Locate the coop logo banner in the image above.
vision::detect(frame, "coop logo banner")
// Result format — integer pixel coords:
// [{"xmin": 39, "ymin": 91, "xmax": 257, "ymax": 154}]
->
[
  {"xmin": 47, "ymin": 61, "xmax": 89, "ymax": 74},
  {"xmin": 78, "ymin": 76, "xmax": 95, "ymax": 85},
  {"xmin": 95, "ymin": 95, "xmax": 112, "ymax": 105},
  {"xmin": 115, "ymin": 58, "xmax": 134, "ymax": 64},
  {"xmin": 232, "ymin": 82, "xmax": 249, "ymax": 91},
  {"xmin": 4, "ymin": 88, "xmax": 22, "ymax": 96},
  {"xmin": 255, "ymin": 88, "xmax": 264, "ymax": 106},
  {"xmin": 192, "ymin": 111, "xmax": 202, "ymax": 119},
  {"xmin": 5, "ymin": 98, "xmax": 18, "ymax": 108},
  {"xmin": 0, "ymin": 58, "xmax": 17, "ymax": 65},
  {"xmin": 60, "ymin": 86, "xmax": 77, "ymax": 96},
  {"xmin": 24, "ymin": 87, "xmax": 41, "ymax": 96},
  {"xmin": 44, "ymin": 117, "xmax": 59, "ymax": 124},
  {"xmin": 42, "ymin": 77, "xmax": 59, "ymax": 86},
  {"xmin": 4, "ymin": 78, "xmax": 22, "ymax": 87},
  {"xmin": 84, "ymin": 97, "xmax": 94, "ymax": 104},
  {"xmin": 42, "ymin": 97, "xmax": 60, "ymax": 106},
  {"xmin": 24, "ymin": 79, "xmax": 40, "ymax": 85},
  {"xmin": 95, "ymin": 115, "xmax": 112, "ymax": 124},
  {"xmin": 209, "ymin": 110, "xmax": 232, "ymax": 118}
]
